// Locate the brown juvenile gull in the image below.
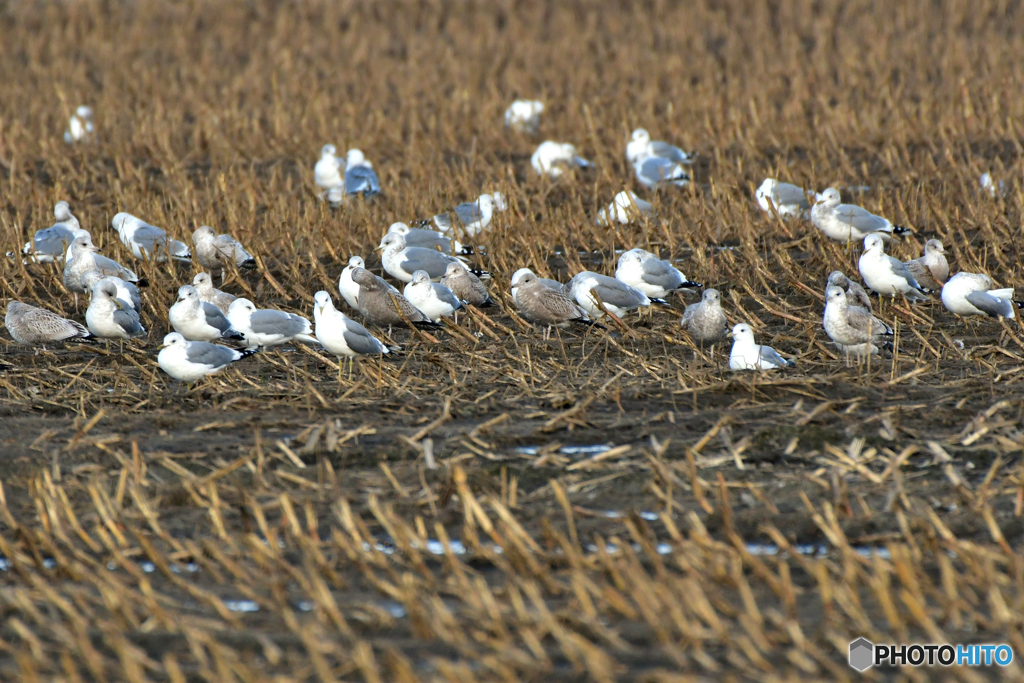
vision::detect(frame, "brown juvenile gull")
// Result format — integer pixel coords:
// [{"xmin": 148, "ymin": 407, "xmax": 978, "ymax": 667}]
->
[
  {"xmin": 192, "ymin": 226, "xmax": 256, "ymax": 276},
  {"xmin": 512, "ymin": 271, "xmax": 598, "ymax": 340},
  {"xmin": 680, "ymin": 288, "xmax": 728, "ymax": 347},
  {"xmin": 350, "ymin": 267, "xmax": 439, "ymax": 329},
  {"xmin": 904, "ymin": 239, "xmax": 948, "ymax": 293},
  {"xmin": 193, "ymin": 272, "xmax": 236, "ymax": 315},
  {"xmin": 823, "ymin": 286, "xmax": 893, "ymax": 358},
  {"xmin": 442, "ymin": 261, "xmax": 493, "ymax": 307},
  {"xmin": 511, "ymin": 268, "xmax": 563, "ymax": 308},
  {"xmin": 5, "ymin": 301, "xmax": 93, "ymax": 346},
  {"xmin": 826, "ymin": 271, "xmax": 872, "ymax": 311}
]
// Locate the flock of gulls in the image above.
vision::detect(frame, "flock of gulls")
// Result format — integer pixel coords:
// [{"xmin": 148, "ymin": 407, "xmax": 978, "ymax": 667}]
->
[{"xmin": 2, "ymin": 100, "xmax": 1022, "ymax": 383}]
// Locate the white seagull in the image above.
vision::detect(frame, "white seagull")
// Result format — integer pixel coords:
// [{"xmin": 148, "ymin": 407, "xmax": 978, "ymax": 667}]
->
[
  {"xmin": 403, "ymin": 270, "xmax": 464, "ymax": 321},
  {"xmin": 811, "ymin": 188, "xmax": 911, "ymax": 242},
  {"xmin": 85, "ymin": 280, "xmax": 146, "ymax": 341},
  {"xmin": 531, "ymin": 141, "xmax": 592, "ymax": 178},
  {"xmin": 378, "ymin": 232, "xmax": 487, "ymax": 282},
  {"xmin": 626, "ymin": 129, "xmax": 695, "ymax": 166},
  {"xmin": 597, "ymin": 191, "xmax": 653, "ymax": 226},
  {"xmin": 158, "ymin": 333, "xmax": 256, "ymax": 383},
  {"xmin": 169, "ymin": 285, "xmax": 246, "ymax": 343},
  {"xmin": 858, "ymin": 234, "xmax": 929, "ymax": 300},
  {"xmin": 64, "ymin": 106, "xmax": 94, "ymax": 144},
  {"xmin": 111, "ymin": 212, "xmax": 191, "ymax": 262},
  {"xmin": 21, "ymin": 201, "xmax": 90, "ymax": 263},
  {"xmin": 566, "ymin": 271, "xmax": 651, "ymax": 319},
  {"xmin": 227, "ymin": 299, "xmax": 319, "ymax": 349},
  {"xmin": 313, "ymin": 291, "xmax": 392, "ymax": 376},
  {"xmin": 728, "ymin": 323, "xmax": 795, "ymax": 371},
  {"xmin": 941, "ymin": 273, "xmax": 1020, "ymax": 319},
  {"xmin": 615, "ymin": 248, "xmax": 700, "ymax": 303},
  {"xmin": 504, "ymin": 100, "xmax": 544, "ymax": 133},
  {"xmin": 755, "ymin": 179, "xmax": 811, "ymax": 218}
]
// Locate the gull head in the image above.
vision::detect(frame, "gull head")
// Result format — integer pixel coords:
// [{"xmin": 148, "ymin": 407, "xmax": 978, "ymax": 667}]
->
[
  {"xmin": 347, "ymin": 255, "xmax": 365, "ymax": 268},
  {"xmin": 825, "ymin": 285, "xmax": 847, "ymax": 305},
  {"xmin": 229, "ymin": 298, "xmax": 257, "ymax": 316},
  {"xmin": 350, "ymin": 267, "xmax": 378, "ymax": 289},
  {"xmin": 510, "ymin": 268, "xmax": 534, "ymax": 289},
  {"xmin": 817, "ymin": 187, "xmax": 841, "ymax": 206},
  {"xmin": 346, "ymin": 149, "xmax": 366, "ymax": 166},
  {"xmin": 54, "ymin": 201, "xmax": 73, "ymax": 220},
  {"xmin": 730, "ymin": 323, "xmax": 755, "ymax": 342},
  {"xmin": 321, "ymin": 144, "xmax": 337, "ymax": 158},
  {"xmin": 177, "ymin": 285, "xmax": 198, "ymax": 303},
  {"xmin": 161, "ymin": 332, "xmax": 187, "ymax": 350},
  {"xmin": 70, "ymin": 235, "xmax": 98, "ymax": 254},
  {"xmin": 314, "ymin": 290, "xmax": 333, "ymax": 315},
  {"xmin": 702, "ymin": 288, "xmax": 721, "ymax": 306},
  {"xmin": 617, "ymin": 248, "xmax": 644, "ymax": 269},
  {"xmin": 193, "ymin": 272, "xmax": 212, "ymax": 288},
  {"xmin": 862, "ymin": 234, "xmax": 885, "ymax": 252},
  {"xmin": 826, "ymin": 271, "xmax": 852, "ymax": 289},
  {"xmin": 925, "ymin": 239, "xmax": 945, "ymax": 254},
  {"xmin": 75, "ymin": 106, "xmax": 93, "ymax": 120},
  {"xmin": 756, "ymin": 178, "xmax": 777, "ymax": 200},
  {"xmin": 490, "ymin": 191, "xmax": 508, "ymax": 211},
  {"xmin": 477, "ymin": 194, "xmax": 495, "ymax": 211},
  {"xmin": 377, "ymin": 232, "xmax": 404, "ymax": 251},
  {"xmin": 193, "ymin": 225, "xmax": 216, "ymax": 241},
  {"xmin": 630, "ymin": 129, "xmax": 651, "ymax": 144},
  {"xmin": 410, "ymin": 270, "xmax": 431, "ymax": 287},
  {"xmin": 111, "ymin": 212, "xmax": 133, "ymax": 233},
  {"xmin": 93, "ymin": 280, "xmax": 119, "ymax": 300},
  {"xmin": 387, "ymin": 222, "xmax": 410, "ymax": 235},
  {"xmin": 444, "ymin": 261, "xmax": 465, "ymax": 277},
  {"xmin": 511, "ymin": 271, "xmax": 538, "ymax": 293}
]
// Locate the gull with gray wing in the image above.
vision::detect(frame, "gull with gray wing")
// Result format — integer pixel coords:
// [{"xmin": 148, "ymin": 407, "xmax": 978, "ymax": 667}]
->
[
  {"xmin": 858, "ymin": 234, "xmax": 929, "ymax": 300},
  {"xmin": 350, "ymin": 267, "xmax": 439, "ymax": 329},
  {"xmin": 823, "ymin": 286, "xmax": 893, "ymax": 358},
  {"xmin": 112, "ymin": 212, "xmax": 191, "ymax": 262},
  {"xmin": 21, "ymin": 201, "xmax": 89, "ymax": 263},
  {"xmin": 512, "ymin": 271, "xmax": 598, "ymax": 339},
  {"xmin": 904, "ymin": 240, "xmax": 948, "ymax": 293},
  {"xmin": 728, "ymin": 323, "xmax": 795, "ymax": 371},
  {"xmin": 941, "ymin": 273, "xmax": 1021, "ymax": 319},
  {"xmin": 86, "ymin": 280, "xmax": 146, "ymax": 341},
  {"xmin": 227, "ymin": 299, "xmax": 319, "ymax": 349},
  {"xmin": 158, "ymin": 333, "xmax": 256, "ymax": 382},
  {"xmin": 615, "ymin": 248, "xmax": 700, "ymax": 303},
  {"xmin": 567, "ymin": 271, "xmax": 650, "ymax": 319},
  {"xmin": 169, "ymin": 285, "xmax": 246, "ymax": 343}
]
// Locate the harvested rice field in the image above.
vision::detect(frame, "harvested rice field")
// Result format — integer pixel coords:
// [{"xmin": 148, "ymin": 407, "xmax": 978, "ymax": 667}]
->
[{"xmin": 2, "ymin": 0, "xmax": 1024, "ymax": 679}]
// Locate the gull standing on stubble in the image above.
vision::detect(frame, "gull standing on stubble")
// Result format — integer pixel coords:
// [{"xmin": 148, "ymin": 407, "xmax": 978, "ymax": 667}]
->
[
  {"xmin": 227, "ymin": 299, "xmax": 319, "ymax": 349},
  {"xmin": 512, "ymin": 271, "xmax": 597, "ymax": 340},
  {"xmin": 86, "ymin": 281, "xmax": 146, "ymax": 341},
  {"xmin": 728, "ymin": 324, "xmax": 795, "ymax": 371},
  {"xmin": 823, "ymin": 286, "xmax": 893, "ymax": 358},
  {"xmin": 826, "ymin": 271, "xmax": 873, "ymax": 311},
  {"xmin": 5, "ymin": 302, "xmax": 94, "ymax": 347},
  {"xmin": 158, "ymin": 333, "xmax": 257, "ymax": 383},
  {"xmin": 111, "ymin": 212, "xmax": 191, "ymax": 262},
  {"xmin": 350, "ymin": 267, "xmax": 439, "ymax": 329},
  {"xmin": 680, "ymin": 289, "xmax": 728, "ymax": 347},
  {"xmin": 313, "ymin": 291, "xmax": 392, "ymax": 377},
  {"xmin": 64, "ymin": 235, "xmax": 144, "ymax": 305},
  {"xmin": 858, "ymin": 234, "xmax": 929, "ymax": 300},
  {"xmin": 811, "ymin": 188, "xmax": 910, "ymax": 242},
  {"xmin": 169, "ymin": 285, "xmax": 246, "ymax": 343}
]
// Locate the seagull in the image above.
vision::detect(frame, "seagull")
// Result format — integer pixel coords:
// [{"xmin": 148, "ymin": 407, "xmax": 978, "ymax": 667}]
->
[
  {"xmin": 826, "ymin": 271, "xmax": 873, "ymax": 311},
  {"xmin": 344, "ymin": 149, "xmax": 380, "ymax": 197},
  {"xmin": 941, "ymin": 273, "xmax": 1021, "ymax": 319},
  {"xmin": 755, "ymin": 179, "xmax": 810, "ymax": 218},
  {"xmin": 531, "ymin": 141, "xmax": 592, "ymax": 178},
  {"xmin": 378, "ymin": 233, "xmax": 488, "ymax": 282},
  {"xmin": 421, "ymin": 194, "xmax": 496, "ymax": 238},
  {"xmin": 350, "ymin": 267, "xmax": 440, "ymax": 329},
  {"xmin": 63, "ymin": 235, "xmax": 144, "ymax": 303},
  {"xmin": 597, "ymin": 190, "xmax": 653, "ymax": 226},
  {"xmin": 504, "ymin": 100, "xmax": 544, "ymax": 133},
  {"xmin": 158, "ymin": 333, "xmax": 257, "ymax": 383},
  {"xmin": 227, "ymin": 299, "xmax": 319, "ymax": 349},
  {"xmin": 633, "ymin": 155, "xmax": 689, "ymax": 189},
  {"xmin": 980, "ymin": 173, "xmax": 1005, "ymax": 199},
  {"xmin": 314, "ymin": 144, "xmax": 344, "ymax": 191},
  {"xmin": 442, "ymin": 261, "xmax": 493, "ymax": 307},
  {"xmin": 193, "ymin": 272, "xmax": 236, "ymax": 315},
  {"xmin": 858, "ymin": 234, "xmax": 929, "ymax": 300},
  {"xmin": 823, "ymin": 286, "xmax": 893, "ymax": 358},
  {"xmin": 728, "ymin": 323, "xmax": 795, "ymax": 371},
  {"xmin": 339, "ymin": 255, "xmax": 366, "ymax": 309},
  {"xmin": 626, "ymin": 129, "xmax": 695, "ymax": 166},
  {"xmin": 811, "ymin": 188, "xmax": 912, "ymax": 242},
  {"xmin": 566, "ymin": 271, "xmax": 651, "ymax": 319},
  {"xmin": 111, "ymin": 213, "xmax": 191, "ymax": 262},
  {"xmin": 615, "ymin": 248, "xmax": 700, "ymax": 303},
  {"xmin": 512, "ymin": 271, "xmax": 598, "ymax": 339},
  {"xmin": 21, "ymin": 201, "xmax": 90, "ymax": 263},
  {"xmin": 387, "ymin": 222, "xmax": 468, "ymax": 256},
  {"xmin": 903, "ymin": 239, "xmax": 949, "ymax": 292},
  {"xmin": 80, "ymin": 272, "xmax": 141, "ymax": 312},
  {"xmin": 5, "ymin": 301, "xmax": 93, "ymax": 347},
  {"xmin": 404, "ymin": 270, "xmax": 464, "ymax": 321},
  {"xmin": 85, "ymin": 280, "xmax": 146, "ymax": 341},
  {"xmin": 192, "ymin": 226, "xmax": 256, "ymax": 275},
  {"xmin": 511, "ymin": 269, "xmax": 564, "ymax": 308},
  {"xmin": 169, "ymin": 285, "xmax": 246, "ymax": 343},
  {"xmin": 681, "ymin": 289, "xmax": 728, "ymax": 348},
  {"xmin": 313, "ymin": 292, "xmax": 393, "ymax": 376},
  {"xmin": 64, "ymin": 106, "xmax": 94, "ymax": 143}
]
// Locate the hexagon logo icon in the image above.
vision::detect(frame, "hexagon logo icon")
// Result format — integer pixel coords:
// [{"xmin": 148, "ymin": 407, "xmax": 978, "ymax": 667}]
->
[{"xmin": 849, "ymin": 638, "xmax": 874, "ymax": 671}]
